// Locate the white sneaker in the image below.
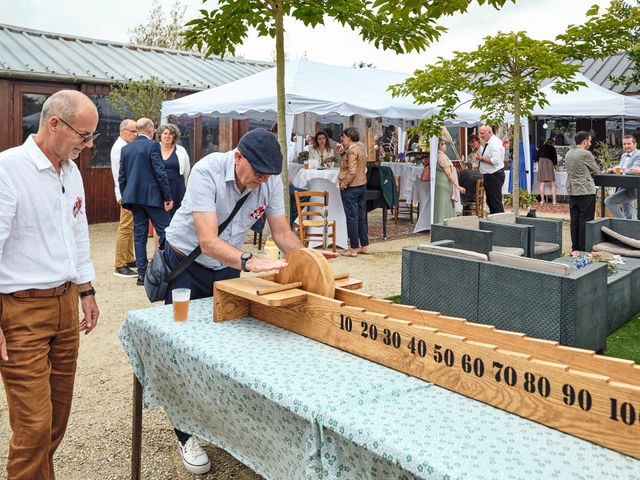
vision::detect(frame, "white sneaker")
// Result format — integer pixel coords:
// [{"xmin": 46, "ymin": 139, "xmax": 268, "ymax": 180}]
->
[{"xmin": 177, "ymin": 437, "xmax": 211, "ymax": 474}]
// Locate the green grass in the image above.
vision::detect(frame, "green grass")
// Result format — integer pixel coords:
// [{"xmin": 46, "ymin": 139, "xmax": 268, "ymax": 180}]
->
[
  {"xmin": 384, "ymin": 296, "xmax": 640, "ymax": 364},
  {"xmin": 605, "ymin": 313, "xmax": 640, "ymax": 364}
]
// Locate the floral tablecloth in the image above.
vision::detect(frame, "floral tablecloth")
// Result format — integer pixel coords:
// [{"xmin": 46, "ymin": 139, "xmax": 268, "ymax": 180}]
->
[{"xmin": 120, "ymin": 298, "xmax": 640, "ymax": 480}]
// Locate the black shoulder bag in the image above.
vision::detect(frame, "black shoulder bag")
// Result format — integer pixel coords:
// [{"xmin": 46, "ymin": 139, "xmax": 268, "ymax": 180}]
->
[{"xmin": 144, "ymin": 194, "xmax": 250, "ymax": 302}]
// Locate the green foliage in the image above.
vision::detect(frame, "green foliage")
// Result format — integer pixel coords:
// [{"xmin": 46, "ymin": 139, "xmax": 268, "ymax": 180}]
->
[
  {"xmin": 385, "ymin": 295, "xmax": 402, "ymax": 304},
  {"xmin": 557, "ymin": 1, "xmax": 639, "ymax": 62},
  {"xmin": 607, "ymin": 1, "xmax": 640, "ymax": 91},
  {"xmin": 390, "ymin": 30, "xmax": 591, "ymax": 138},
  {"xmin": 594, "ymin": 141, "xmax": 623, "ymax": 171},
  {"xmin": 502, "ymin": 189, "xmax": 537, "ymax": 208},
  {"xmin": 106, "ymin": 78, "xmax": 174, "ymax": 126},
  {"xmin": 390, "ymin": 2, "xmax": 639, "ymax": 214},
  {"xmin": 183, "ymin": 1, "xmax": 516, "ymax": 59},
  {"xmin": 130, "ymin": 0, "xmax": 193, "ymax": 50}
]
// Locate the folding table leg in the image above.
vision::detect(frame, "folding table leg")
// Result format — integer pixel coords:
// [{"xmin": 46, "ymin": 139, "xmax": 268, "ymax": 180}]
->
[{"xmin": 131, "ymin": 375, "xmax": 143, "ymax": 480}]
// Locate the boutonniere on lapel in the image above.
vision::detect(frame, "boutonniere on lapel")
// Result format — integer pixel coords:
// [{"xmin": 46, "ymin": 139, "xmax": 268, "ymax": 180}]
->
[
  {"xmin": 249, "ymin": 204, "xmax": 266, "ymax": 220},
  {"xmin": 73, "ymin": 196, "xmax": 83, "ymax": 217}
]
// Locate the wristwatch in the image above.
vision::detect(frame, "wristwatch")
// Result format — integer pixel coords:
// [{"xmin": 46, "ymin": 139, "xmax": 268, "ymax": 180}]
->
[
  {"xmin": 240, "ymin": 252, "xmax": 253, "ymax": 272},
  {"xmin": 79, "ymin": 287, "xmax": 96, "ymax": 298}
]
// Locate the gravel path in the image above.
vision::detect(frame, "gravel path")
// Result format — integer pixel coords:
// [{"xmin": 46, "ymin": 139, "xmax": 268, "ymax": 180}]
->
[{"xmin": 0, "ymin": 222, "xmax": 427, "ymax": 480}]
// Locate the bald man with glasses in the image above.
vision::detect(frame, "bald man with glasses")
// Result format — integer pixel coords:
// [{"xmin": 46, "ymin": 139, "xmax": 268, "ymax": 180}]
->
[{"xmin": 0, "ymin": 89, "xmax": 100, "ymax": 479}]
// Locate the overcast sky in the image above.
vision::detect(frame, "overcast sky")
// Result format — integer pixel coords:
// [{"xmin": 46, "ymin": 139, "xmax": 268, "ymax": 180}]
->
[{"xmin": 3, "ymin": 0, "xmax": 611, "ymax": 73}]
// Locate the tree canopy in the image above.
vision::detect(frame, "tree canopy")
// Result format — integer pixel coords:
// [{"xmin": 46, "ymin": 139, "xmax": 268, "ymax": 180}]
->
[
  {"xmin": 184, "ymin": 0, "xmax": 515, "ymax": 217},
  {"xmin": 106, "ymin": 78, "xmax": 174, "ymax": 126},
  {"xmin": 129, "ymin": 0, "xmax": 192, "ymax": 50},
  {"xmin": 605, "ymin": 1, "xmax": 640, "ymax": 91},
  {"xmin": 390, "ymin": 1, "xmax": 640, "ymax": 214}
]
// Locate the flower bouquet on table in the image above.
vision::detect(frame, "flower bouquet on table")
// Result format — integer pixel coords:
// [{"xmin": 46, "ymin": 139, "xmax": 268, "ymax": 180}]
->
[
  {"xmin": 321, "ymin": 156, "xmax": 335, "ymax": 168},
  {"xmin": 571, "ymin": 251, "xmax": 625, "ymax": 275},
  {"xmin": 297, "ymin": 151, "xmax": 309, "ymax": 163}
]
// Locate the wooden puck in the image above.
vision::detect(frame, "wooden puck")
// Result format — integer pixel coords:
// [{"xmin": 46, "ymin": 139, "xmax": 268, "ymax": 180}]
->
[{"xmin": 275, "ymin": 249, "xmax": 335, "ymax": 298}]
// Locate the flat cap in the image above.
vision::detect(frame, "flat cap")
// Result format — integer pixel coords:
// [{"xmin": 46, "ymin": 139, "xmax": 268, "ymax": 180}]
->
[{"xmin": 237, "ymin": 129, "xmax": 283, "ymax": 175}]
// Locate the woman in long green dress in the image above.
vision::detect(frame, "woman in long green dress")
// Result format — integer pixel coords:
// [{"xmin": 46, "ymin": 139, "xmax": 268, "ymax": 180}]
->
[{"xmin": 433, "ymin": 140, "xmax": 466, "ymax": 224}]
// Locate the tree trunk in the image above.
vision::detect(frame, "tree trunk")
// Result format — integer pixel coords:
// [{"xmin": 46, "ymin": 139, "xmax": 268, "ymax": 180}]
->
[
  {"xmin": 274, "ymin": 2, "xmax": 290, "ymax": 222},
  {"xmin": 512, "ymin": 90, "xmax": 521, "ymax": 217}
]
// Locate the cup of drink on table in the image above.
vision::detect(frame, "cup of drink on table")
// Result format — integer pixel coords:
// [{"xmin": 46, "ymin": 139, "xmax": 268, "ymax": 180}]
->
[{"xmin": 172, "ymin": 288, "xmax": 191, "ymax": 322}]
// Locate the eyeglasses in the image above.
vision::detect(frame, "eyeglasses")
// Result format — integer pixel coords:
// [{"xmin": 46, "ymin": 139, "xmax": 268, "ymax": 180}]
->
[
  {"xmin": 244, "ymin": 156, "xmax": 270, "ymax": 180},
  {"xmin": 58, "ymin": 117, "xmax": 100, "ymax": 144}
]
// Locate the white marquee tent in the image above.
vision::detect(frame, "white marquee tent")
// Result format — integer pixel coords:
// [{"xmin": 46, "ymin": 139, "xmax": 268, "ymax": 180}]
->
[
  {"xmin": 162, "ymin": 58, "xmax": 482, "ymax": 127},
  {"xmin": 533, "ymin": 73, "xmax": 640, "ymax": 118}
]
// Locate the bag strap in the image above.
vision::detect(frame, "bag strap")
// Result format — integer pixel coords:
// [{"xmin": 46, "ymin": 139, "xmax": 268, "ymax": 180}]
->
[{"xmin": 165, "ymin": 193, "xmax": 251, "ymax": 282}]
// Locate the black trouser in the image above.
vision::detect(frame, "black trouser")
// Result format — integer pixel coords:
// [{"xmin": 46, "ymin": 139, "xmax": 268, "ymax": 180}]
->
[
  {"xmin": 131, "ymin": 205, "xmax": 170, "ymax": 277},
  {"xmin": 483, "ymin": 170, "xmax": 505, "ymax": 214},
  {"xmin": 569, "ymin": 194, "xmax": 596, "ymax": 251}
]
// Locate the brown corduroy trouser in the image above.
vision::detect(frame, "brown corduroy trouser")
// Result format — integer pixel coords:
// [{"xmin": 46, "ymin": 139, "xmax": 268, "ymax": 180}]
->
[
  {"xmin": 115, "ymin": 204, "xmax": 135, "ymax": 268},
  {"xmin": 0, "ymin": 285, "xmax": 79, "ymax": 480}
]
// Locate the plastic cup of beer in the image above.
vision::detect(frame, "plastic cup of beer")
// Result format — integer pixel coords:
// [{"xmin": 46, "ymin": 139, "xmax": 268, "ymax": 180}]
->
[
  {"xmin": 304, "ymin": 161, "xmax": 309, "ymax": 169},
  {"xmin": 172, "ymin": 288, "xmax": 191, "ymax": 322},
  {"xmin": 615, "ymin": 165, "xmax": 621, "ymax": 175}
]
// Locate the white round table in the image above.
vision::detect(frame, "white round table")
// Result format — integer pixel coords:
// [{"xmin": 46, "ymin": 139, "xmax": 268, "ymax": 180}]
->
[
  {"xmin": 503, "ymin": 169, "xmax": 568, "ymax": 196},
  {"xmin": 381, "ymin": 162, "xmax": 423, "ymax": 201}
]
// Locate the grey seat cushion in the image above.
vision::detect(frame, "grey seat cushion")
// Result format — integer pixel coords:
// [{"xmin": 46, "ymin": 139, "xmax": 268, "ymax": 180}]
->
[
  {"xmin": 417, "ymin": 244, "xmax": 488, "ymax": 261},
  {"xmin": 535, "ymin": 241, "xmax": 560, "ymax": 255},
  {"xmin": 487, "ymin": 212, "xmax": 516, "ymax": 224},
  {"xmin": 492, "ymin": 246, "xmax": 525, "ymax": 256},
  {"xmin": 601, "ymin": 226, "xmax": 640, "ymax": 249},
  {"xmin": 593, "ymin": 241, "xmax": 640, "ymax": 258},
  {"xmin": 489, "ymin": 251, "xmax": 570, "ymax": 275},
  {"xmin": 443, "ymin": 215, "xmax": 480, "ymax": 230}
]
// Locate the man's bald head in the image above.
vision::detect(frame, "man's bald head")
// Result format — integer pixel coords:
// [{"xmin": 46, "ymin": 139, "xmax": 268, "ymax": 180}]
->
[
  {"xmin": 35, "ymin": 90, "xmax": 99, "ymax": 165},
  {"xmin": 120, "ymin": 119, "xmax": 137, "ymax": 143},
  {"xmin": 136, "ymin": 118, "xmax": 155, "ymax": 137},
  {"xmin": 39, "ymin": 90, "xmax": 97, "ymax": 129}
]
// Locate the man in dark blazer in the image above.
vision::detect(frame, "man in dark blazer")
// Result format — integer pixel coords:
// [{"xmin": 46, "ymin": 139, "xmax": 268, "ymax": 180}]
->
[{"xmin": 119, "ymin": 118, "xmax": 173, "ymax": 284}]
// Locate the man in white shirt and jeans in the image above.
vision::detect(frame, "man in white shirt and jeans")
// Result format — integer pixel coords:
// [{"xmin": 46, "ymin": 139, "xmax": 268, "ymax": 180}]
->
[
  {"xmin": 0, "ymin": 90, "xmax": 100, "ymax": 479},
  {"xmin": 475, "ymin": 125, "xmax": 506, "ymax": 214},
  {"xmin": 110, "ymin": 119, "xmax": 138, "ymax": 277}
]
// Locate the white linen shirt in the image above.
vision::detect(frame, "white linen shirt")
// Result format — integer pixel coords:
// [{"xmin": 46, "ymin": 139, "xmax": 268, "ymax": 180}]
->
[
  {"xmin": 110, "ymin": 136, "xmax": 127, "ymax": 201},
  {"xmin": 166, "ymin": 149, "xmax": 285, "ymax": 270},
  {"xmin": 0, "ymin": 135, "xmax": 95, "ymax": 293},
  {"xmin": 478, "ymin": 134, "xmax": 505, "ymax": 175},
  {"xmin": 618, "ymin": 149, "xmax": 640, "ymax": 171}
]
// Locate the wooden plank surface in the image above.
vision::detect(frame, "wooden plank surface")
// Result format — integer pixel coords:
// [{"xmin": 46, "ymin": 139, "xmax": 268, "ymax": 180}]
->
[
  {"xmin": 213, "ymin": 254, "xmax": 640, "ymax": 458},
  {"xmin": 248, "ymin": 294, "xmax": 640, "ymax": 459},
  {"xmin": 335, "ymin": 288, "xmax": 640, "ymax": 385}
]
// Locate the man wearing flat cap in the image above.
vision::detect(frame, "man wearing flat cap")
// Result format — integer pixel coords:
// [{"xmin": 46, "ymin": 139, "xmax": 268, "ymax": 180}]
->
[{"xmin": 160, "ymin": 128, "xmax": 307, "ymax": 474}]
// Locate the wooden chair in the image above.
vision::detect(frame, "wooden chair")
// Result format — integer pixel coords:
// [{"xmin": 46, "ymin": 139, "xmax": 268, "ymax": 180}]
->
[
  {"xmin": 294, "ymin": 190, "xmax": 337, "ymax": 252},
  {"xmin": 462, "ymin": 178, "xmax": 485, "ymax": 218},
  {"xmin": 394, "ymin": 175, "xmax": 414, "ymax": 224}
]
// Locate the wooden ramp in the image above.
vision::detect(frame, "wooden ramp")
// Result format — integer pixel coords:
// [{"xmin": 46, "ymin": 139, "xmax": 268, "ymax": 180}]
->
[{"xmin": 214, "ymin": 249, "xmax": 640, "ymax": 459}]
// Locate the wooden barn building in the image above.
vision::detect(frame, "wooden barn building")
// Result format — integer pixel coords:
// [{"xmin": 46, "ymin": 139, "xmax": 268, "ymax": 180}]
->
[{"xmin": 0, "ymin": 23, "xmax": 271, "ymax": 223}]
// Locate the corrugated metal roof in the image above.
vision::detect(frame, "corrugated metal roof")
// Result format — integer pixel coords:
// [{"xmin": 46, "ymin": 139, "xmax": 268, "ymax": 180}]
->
[
  {"xmin": 0, "ymin": 23, "xmax": 272, "ymax": 91},
  {"xmin": 578, "ymin": 53, "xmax": 640, "ymax": 94}
]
